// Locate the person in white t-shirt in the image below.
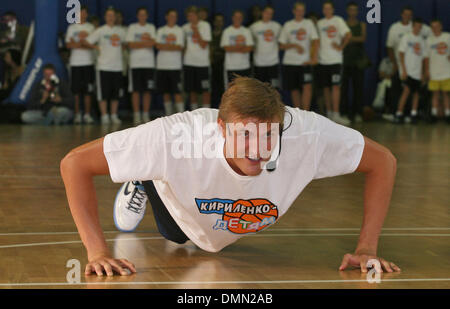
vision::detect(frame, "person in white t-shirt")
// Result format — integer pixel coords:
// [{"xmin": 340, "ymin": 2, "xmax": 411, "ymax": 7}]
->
[
  {"xmin": 317, "ymin": 1, "xmax": 351, "ymax": 126},
  {"xmin": 126, "ymin": 7, "xmax": 156, "ymax": 125},
  {"xmin": 424, "ymin": 19, "xmax": 450, "ymax": 123},
  {"xmin": 395, "ymin": 18, "xmax": 427, "ymax": 124},
  {"xmin": 82, "ymin": 8, "xmax": 126, "ymax": 125},
  {"xmin": 221, "ymin": 10, "xmax": 254, "ymax": 84},
  {"xmin": 155, "ymin": 9, "xmax": 185, "ymax": 116},
  {"xmin": 61, "ymin": 76, "xmax": 400, "ymax": 277},
  {"xmin": 250, "ymin": 5, "xmax": 281, "ymax": 87},
  {"xmin": 385, "ymin": 6, "xmax": 431, "ymax": 115},
  {"xmin": 65, "ymin": 6, "xmax": 95, "ymax": 125},
  {"xmin": 279, "ymin": 2, "xmax": 318, "ymax": 111},
  {"xmin": 182, "ymin": 6, "xmax": 212, "ymax": 111}
]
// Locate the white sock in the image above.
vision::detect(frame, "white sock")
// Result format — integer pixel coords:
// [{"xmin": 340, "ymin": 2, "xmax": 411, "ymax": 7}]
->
[
  {"xmin": 191, "ymin": 102, "xmax": 198, "ymax": 110},
  {"xmin": 164, "ymin": 101, "xmax": 173, "ymax": 115},
  {"xmin": 411, "ymin": 110, "xmax": 418, "ymax": 116},
  {"xmin": 202, "ymin": 103, "xmax": 211, "ymax": 109},
  {"xmin": 396, "ymin": 111, "xmax": 403, "ymax": 116},
  {"xmin": 445, "ymin": 109, "xmax": 450, "ymax": 116},
  {"xmin": 431, "ymin": 108, "xmax": 438, "ymax": 116},
  {"xmin": 175, "ymin": 102, "xmax": 185, "ymax": 113}
]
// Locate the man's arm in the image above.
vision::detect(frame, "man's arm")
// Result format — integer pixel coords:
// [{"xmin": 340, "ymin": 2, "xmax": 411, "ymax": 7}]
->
[
  {"xmin": 339, "ymin": 136, "xmax": 400, "ymax": 273},
  {"xmin": 60, "ymin": 138, "xmax": 137, "ymax": 276}
]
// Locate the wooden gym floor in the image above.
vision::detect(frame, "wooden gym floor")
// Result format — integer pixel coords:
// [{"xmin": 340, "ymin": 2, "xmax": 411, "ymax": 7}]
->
[{"xmin": 0, "ymin": 121, "xmax": 448, "ymax": 289}]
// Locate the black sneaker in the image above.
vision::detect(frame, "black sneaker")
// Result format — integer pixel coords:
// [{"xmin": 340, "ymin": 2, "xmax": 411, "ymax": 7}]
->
[{"xmin": 410, "ymin": 115, "xmax": 419, "ymax": 124}]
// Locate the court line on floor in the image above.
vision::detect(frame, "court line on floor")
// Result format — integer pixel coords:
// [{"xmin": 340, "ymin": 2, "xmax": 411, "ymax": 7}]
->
[
  {"xmin": 0, "ymin": 227, "xmax": 449, "ymax": 236},
  {"xmin": 0, "ymin": 278, "xmax": 449, "ymax": 287},
  {"xmin": 0, "ymin": 233, "xmax": 449, "ymax": 249}
]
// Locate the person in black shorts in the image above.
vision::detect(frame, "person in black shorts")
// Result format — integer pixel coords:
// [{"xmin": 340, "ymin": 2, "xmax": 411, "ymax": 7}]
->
[
  {"xmin": 155, "ymin": 9, "xmax": 185, "ymax": 115},
  {"xmin": 126, "ymin": 7, "xmax": 157, "ymax": 125},
  {"xmin": 65, "ymin": 6, "xmax": 95, "ymax": 124},
  {"xmin": 182, "ymin": 6, "xmax": 212, "ymax": 110}
]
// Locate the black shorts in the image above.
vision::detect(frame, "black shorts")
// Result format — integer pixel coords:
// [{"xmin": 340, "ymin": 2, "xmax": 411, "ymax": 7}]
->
[
  {"xmin": 142, "ymin": 180, "xmax": 189, "ymax": 244},
  {"xmin": 402, "ymin": 76, "xmax": 421, "ymax": 93},
  {"xmin": 254, "ymin": 65, "xmax": 280, "ymax": 87},
  {"xmin": 318, "ymin": 64, "xmax": 343, "ymax": 88},
  {"xmin": 184, "ymin": 66, "xmax": 210, "ymax": 93},
  {"xmin": 97, "ymin": 70, "xmax": 123, "ymax": 101},
  {"xmin": 129, "ymin": 68, "xmax": 155, "ymax": 93},
  {"xmin": 226, "ymin": 69, "xmax": 252, "ymax": 84},
  {"xmin": 282, "ymin": 65, "xmax": 313, "ymax": 91},
  {"xmin": 71, "ymin": 65, "xmax": 95, "ymax": 95},
  {"xmin": 156, "ymin": 70, "xmax": 182, "ymax": 94}
]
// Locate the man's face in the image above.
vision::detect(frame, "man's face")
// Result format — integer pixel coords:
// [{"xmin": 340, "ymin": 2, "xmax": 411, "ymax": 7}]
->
[
  {"xmin": 323, "ymin": 4, "xmax": 334, "ymax": 18},
  {"xmin": 214, "ymin": 15, "xmax": 224, "ymax": 29},
  {"xmin": 262, "ymin": 8, "xmax": 274, "ymax": 22},
  {"xmin": 43, "ymin": 68, "xmax": 55, "ymax": 81},
  {"xmin": 219, "ymin": 115, "xmax": 280, "ymax": 176},
  {"xmin": 401, "ymin": 9, "xmax": 413, "ymax": 24},
  {"xmin": 137, "ymin": 10, "xmax": 148, "ymax": 24},
  {"xmin": 347, "ymin": 5, "xmax": 358, "ymax": 18},
  {"xmin": 105, "ymin": 10, "xmax": 116, "ymax": 25},
  {"xmin": 199, "ymin": 10, "xmax": 208, "ymax": 21},
  {"xmin": 412, "ymin": 22, "xmax": 422, "ymax": 35},
  {"xmin": 232, "ymin": 12, "xmax": 243, "ymax": 27},
  {"xmin": 80, "ymin": 9, "xmax": 88, "ymax": 23},
  {"xmin": 431, "ymin": 21, "xmax": 442, "ymax": 36},
  {"xmin": 166, "ymin": 11, "xmax": 177, "ymax": 26},
  {"xmin": 187, "ymin": 12, "xmax": 199, "ymax": 24},
  {"xmin": 293, "ymin": 5, "xmax": 305, "ymax": 20}
]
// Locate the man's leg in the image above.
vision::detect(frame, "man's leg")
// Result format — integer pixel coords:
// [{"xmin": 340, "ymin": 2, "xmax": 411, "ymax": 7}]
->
[
  {"xmin": 142, "ymin": 91, "xmax": 151, "ymax": 123},
  {"xmin": 131, "ymin": 91, "xmax": 141, "ymax": 125},
  {"xmin": 141, "ymin": 180, "xmax": 189, "ymax": 244},
  {"xmin": 301, "ymin": 84, "xmax": 312, "ymax": 111},
  {"xmin": 396, "ymin": 84, "xmax": 410, "ymax": 123},
  {"xmin": 291, "ymin": 89, "xmax": 301, "ymax": 109},
  {"xmin": 21, "ymin": 110, "xmax": 45, "ymax": 124}
]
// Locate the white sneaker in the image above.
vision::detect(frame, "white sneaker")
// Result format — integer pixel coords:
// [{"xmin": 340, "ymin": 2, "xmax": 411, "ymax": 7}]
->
[
  {"xmin": 111, "ymin": 114, "xmax": 122, "ymax": 125},
  {"xmin": 332, "ymin": 113, "xmax": 351, "ymax": 126},
  {"xmin": 133, "ymin": 112, "xmax": 142, "ymax": 125},
  {"xmin": 101, "ymin": 114, "xmax": 110, "ymax": 125},
  {"xmin": 142, "ymin": 113, "xmax": 150, "ymax": 123},
  {"xmin": 83, "ymin": 114, "xmax": 95, "ymax": 124},
  {"xmin": 74, "ymin": 113, "xmax": 82, "ymax": 124},
  {"xmin": 114, "ymin": 181, "xmax": 148, "ymax": 232},
  {"xmin": 354, "ymin": 115, "xmax": 363, "ymax": 123}
]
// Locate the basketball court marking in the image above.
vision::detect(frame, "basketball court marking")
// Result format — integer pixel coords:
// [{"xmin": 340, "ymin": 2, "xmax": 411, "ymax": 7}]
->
[
  {"xmin": 0, "ymin": 227, "xmax": 448, "ymax": 236},
  {"xmin": 0, "ymin": 233, "xmax": 448, "ymax": 249},
  {"xmin": 0, "ymin": 278, "xmax": 449, "ymax": 287}
]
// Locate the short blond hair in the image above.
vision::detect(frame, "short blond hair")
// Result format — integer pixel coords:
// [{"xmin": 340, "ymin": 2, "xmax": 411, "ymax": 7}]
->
[{"xmin": 219, "ymin": 76, "xmax": 285, "ymax": 127}]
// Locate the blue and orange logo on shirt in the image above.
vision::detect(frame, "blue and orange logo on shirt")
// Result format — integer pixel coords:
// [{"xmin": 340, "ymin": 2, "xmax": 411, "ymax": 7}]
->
[{"xmin": 195, "ymin": 198, "xmax": 278, "ymax": 234}]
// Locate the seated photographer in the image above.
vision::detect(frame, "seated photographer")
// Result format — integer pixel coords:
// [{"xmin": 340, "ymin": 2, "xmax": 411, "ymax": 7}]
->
[{"xmin": 22, "ymin": 63, "xmax": 74, "ymax": 125}]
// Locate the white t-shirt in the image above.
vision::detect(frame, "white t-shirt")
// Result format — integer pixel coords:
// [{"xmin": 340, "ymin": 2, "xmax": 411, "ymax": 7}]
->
[
  {"xmin": 426, "ymin": 32, "xmax": 450, "ymax": 81},
  {"xmin": 156, "ymin": 25, "xmax": 184, "ymax": 70},
  {"xmin": 65, "ymin": 22, "xmax": 95, "ymax": 66},
  {"xmin": 87, "ymin": 25, "xmax": 126, "ymax": 72},
  {"xmin": 386, "ymin": 21, "xmax": 432, "ymax": 66},
  {"xmin": 250, "ymin": 20, "xmax": 282, "ymax": 67},
  {"xmin": 279, "ymin": 19, "xmax": 319, "ymax": 66},
  {"xmin": 317, "ymin": 16, "xmax": 350, "ymax": 65},
  {"xmin": 103, "ymin": 107, "xmax": 365, "ymax": 253},
  {"xmin": 182, "ymin": 21, "xmax": 212, "ymax": 67},
  {"xmin": 126, "ymin": 23, "xmax": 156, "ymax": 69},
  {"xmin": 398, "ymin": 32, "xmax": 426, "ymax": 80},
  {"xmin": 220, "ymin": 25, "xmax": 254, "ymax": 70}
]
